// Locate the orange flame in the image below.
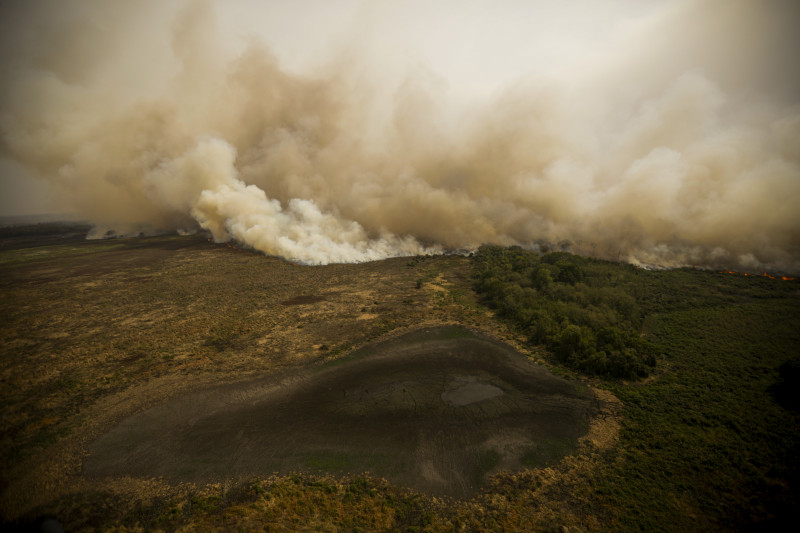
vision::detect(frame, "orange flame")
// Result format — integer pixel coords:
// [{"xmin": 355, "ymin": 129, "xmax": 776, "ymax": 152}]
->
[{"xmin": 720, "ymin": 270, "xmax": 795, "ymax": 281}]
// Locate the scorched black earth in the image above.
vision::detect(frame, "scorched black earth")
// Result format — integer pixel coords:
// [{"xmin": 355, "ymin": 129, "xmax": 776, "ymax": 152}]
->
[{"xmin": 85, "ymin": 326, "xmax": 595, "ymax": 497}]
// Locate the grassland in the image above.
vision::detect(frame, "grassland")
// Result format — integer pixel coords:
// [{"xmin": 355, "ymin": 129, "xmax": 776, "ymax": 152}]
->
[{"xmin": 1, "ymin": 226, "xmax": 798, "ymax": 531}]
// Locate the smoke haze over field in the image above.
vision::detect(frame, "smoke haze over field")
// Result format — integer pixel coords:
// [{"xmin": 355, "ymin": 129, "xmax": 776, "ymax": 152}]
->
[{"xmin": 1, "ymin": 0, "xmax": 799, "ymax": 270}]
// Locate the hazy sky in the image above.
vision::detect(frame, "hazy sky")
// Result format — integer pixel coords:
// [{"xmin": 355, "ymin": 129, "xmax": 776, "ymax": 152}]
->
[{"xmin": 1, "ymin": 0, "xmax": 798, "ymax": 271}]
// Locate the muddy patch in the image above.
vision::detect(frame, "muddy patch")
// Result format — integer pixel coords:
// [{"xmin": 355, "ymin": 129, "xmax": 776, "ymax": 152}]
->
[{"xmin": 84, "ymin": 326, "xmax": 595, "ymax": 497}]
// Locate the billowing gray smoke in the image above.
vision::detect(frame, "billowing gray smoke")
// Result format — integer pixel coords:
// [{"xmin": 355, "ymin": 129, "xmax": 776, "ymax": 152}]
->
[{"xmin": 1, "ymin": 0, "xmax": 799, "ymax": 271}]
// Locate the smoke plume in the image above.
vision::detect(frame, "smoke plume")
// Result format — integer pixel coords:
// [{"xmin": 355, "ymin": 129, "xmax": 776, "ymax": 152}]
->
[{"xmin": 1, "ymin": 0, "xmax": 799, "ymax": 271}]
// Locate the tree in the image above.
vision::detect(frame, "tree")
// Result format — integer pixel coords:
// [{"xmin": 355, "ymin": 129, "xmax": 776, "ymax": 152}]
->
[{"xmin": 556, "ymin": 325, "xmax": 595, "ymax": 364}]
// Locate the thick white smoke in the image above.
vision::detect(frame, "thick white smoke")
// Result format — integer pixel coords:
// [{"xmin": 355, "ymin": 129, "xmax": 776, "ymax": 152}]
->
[
  {"xmin": 160, "ymin": 137, "xmax": 436, "ymax": 264},
  {"xmin": 1, "ymin": 0, "xmax": 798, "ymax": 271}
]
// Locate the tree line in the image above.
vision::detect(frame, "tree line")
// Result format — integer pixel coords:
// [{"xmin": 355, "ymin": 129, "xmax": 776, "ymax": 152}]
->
[{"xmin": 472, "ymin": 245, "xmax": 657, "ymax": 379}]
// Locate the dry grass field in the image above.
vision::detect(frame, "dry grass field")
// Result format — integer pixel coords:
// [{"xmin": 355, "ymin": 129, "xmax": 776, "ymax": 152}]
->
[{"xmin": 1, "ymin": 227, "xmax": 620, "ymax": 531}]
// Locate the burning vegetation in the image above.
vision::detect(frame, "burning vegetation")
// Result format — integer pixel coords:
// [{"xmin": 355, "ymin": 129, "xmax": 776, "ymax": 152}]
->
[
  {"xmin": 720, "ymin": 269, "xmax": 796, "ymax": 281},
  {"xmin": 1, "ymin": 0, "xmax": 799, "ymax": 272}
]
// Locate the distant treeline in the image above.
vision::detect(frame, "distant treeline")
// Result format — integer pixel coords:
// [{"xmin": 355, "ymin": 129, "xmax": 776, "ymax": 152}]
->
[{"xmin": 472, "ymin": 245, "xmax": 657, "ymax": 379}]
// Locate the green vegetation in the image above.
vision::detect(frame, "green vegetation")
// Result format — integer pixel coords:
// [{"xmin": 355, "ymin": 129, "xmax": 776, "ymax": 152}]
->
[
  {"xmin": 585, "ymin": 297, "xmax": 800, "ymax": 531},
  {"xmin": 472, "ymin": 245, "xmax": 657, "ymax": 378},
  {"xmin": 471, "ymin": 245, "xmax": 800, "ymax": 530}
]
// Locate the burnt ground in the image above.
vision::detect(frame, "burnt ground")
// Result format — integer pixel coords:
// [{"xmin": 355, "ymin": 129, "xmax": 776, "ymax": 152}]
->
[
  {"xmin": 84, "ymin": 326, "xmax": 594, "ymax": 498},
  {"xmin": 0, "ymin": 227, "xmax": 620, "ymax": 527}
]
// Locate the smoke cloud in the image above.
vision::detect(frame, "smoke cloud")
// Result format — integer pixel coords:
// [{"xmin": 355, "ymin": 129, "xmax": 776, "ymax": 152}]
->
[{"xmin": 1, "ymin": 0, "xmax": 799, "ymax": 271}]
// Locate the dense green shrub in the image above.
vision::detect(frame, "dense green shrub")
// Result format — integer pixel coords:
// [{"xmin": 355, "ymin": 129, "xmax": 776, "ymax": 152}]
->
[{"xmin": 472, "ymin": 245, "xmax": 657, "ymax": 378}]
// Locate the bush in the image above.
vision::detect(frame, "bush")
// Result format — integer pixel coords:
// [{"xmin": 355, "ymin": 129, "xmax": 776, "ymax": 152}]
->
[{"xmin": 556, "ymin": 324, "xmax": 595, "ymax": 364}]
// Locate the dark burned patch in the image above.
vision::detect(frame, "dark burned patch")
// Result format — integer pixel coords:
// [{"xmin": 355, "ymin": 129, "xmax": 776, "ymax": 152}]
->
[
  {"xmin": 119, "ymin": 237, "xmax": 211, "ymax": 252},
  {"xmin": 280, "ymin": 294, "xmax": 326, "ymax": 306},
  {"xmin": 0, "ymin": 233, "xmax": 213, "ymax": 287},
  {"xmin": 0, "ymin": 222, "xmax": 92, "ymax": 250},
  {"xmin": 119, "ymin": 352, "xmax": 148, "ymax": 364},
  {"xmin": 84, "ymin": 325, "xmax": 596, "ymax": 498},
  {"xmin": 771, "ymin": 359, "xmax": 800, "ymax": 411}
]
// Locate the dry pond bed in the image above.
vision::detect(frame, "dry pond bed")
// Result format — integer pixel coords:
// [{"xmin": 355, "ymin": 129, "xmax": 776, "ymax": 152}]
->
[{"xmin": 84, "ymin": 325, "xmax": 595, "ymax": 498}]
